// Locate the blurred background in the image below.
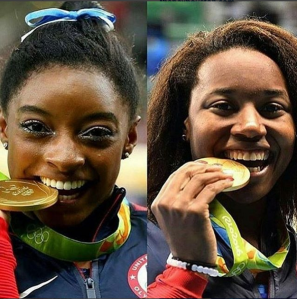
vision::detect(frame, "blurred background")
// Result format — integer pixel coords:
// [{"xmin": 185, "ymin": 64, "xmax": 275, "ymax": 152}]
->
[
  {"xmin": 0, "ymin": 1, "xmax": 147, "ymax": 206},
  {"xmin": 147, "ymin": 1, "xmax": 297, "ymax": 91}
]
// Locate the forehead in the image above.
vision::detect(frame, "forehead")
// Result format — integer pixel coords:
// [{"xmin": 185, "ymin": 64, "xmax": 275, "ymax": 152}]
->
[
  {"xmin": 9, "ymin": 65, "xmax": 128, "ymax": 116},
  {"xmin": 197, "ymin": 48, "xmax": 286, "ymax": 88}
]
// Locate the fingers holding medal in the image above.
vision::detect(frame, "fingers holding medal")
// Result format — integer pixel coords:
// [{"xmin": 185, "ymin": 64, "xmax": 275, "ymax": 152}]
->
[{"xmin": 197, "ymin": 158, "xmax": 250, "ymax": 192}]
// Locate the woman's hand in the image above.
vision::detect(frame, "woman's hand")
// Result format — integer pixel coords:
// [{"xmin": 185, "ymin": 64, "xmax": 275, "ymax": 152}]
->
[{"xmin": 151, "ymin": 160, "xmax": 234, "ymax": 265}]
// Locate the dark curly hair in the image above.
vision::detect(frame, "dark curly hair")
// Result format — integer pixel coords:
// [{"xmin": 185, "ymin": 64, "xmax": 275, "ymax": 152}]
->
[
  {"xmin": 0, "ymin": 1, "xmax": 139, "ymax": 120},
  {"xmin": 148, "ymin": 19, "xmax": 297, "ymax": 225}
]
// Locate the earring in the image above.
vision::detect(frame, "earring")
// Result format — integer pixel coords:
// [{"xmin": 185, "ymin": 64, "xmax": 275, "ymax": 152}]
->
[
  {"xmin": 2, "ymin": 142, "xmax": 8, "ymax": 150},
  {"xmin": 182, "ymin": 134, "xmax": 187, "ymax": 142},
  {"xmin": 122, "ymin": 152, "xmax": 129, "ymax": 159}
]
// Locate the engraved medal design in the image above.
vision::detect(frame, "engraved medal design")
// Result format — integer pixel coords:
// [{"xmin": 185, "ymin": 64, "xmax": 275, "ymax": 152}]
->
[
  {"xmin": 198, "ymin": 157, "xmax": 250, "ymax": 192},
  {"xmin": 0, "ymin": 180, "xmax": 58, "ymax": 211}
]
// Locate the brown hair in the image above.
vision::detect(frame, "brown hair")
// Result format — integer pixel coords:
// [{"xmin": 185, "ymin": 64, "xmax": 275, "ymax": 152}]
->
[{"xmin": 148, "ymin": 19, "xmax": 297, "ymax": 224}]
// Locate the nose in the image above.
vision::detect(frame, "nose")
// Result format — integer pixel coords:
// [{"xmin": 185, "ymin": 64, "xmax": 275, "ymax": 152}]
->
[
  {"xmin": 231, "ymin": 105, "xmax": 267, "ymax": 140},
  {"xmin": 44, "ymin": 136, "xmax": 85, "ymax": 173}
]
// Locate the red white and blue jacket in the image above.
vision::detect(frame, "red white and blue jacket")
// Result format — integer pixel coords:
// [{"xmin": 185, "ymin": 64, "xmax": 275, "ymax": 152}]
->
[
  {"xmin": 11, "ymin": 187, "xmax": 147, "ymax": 298},
  {"xmin": 148, "ymin": 220, "xmax": 297, "ymax": 298}
]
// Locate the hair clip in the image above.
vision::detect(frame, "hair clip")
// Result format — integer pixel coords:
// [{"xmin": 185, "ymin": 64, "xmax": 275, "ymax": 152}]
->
[{"xmin": 21, "ymin": 8, "xmax": 116, "ymax": 42}]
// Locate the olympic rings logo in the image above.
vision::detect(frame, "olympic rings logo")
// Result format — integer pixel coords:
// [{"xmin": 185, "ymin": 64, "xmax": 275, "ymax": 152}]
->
[{"xmin": 26, "ymin": 224, "xmax": 49, "ymax": 244}]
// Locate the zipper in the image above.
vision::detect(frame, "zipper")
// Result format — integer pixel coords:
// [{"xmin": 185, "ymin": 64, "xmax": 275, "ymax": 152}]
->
[
  {"xmin": 85, "ymin": 277, "xmax": 96, "ymax": 298},
  {"xmin": 74, "ymin": 261, "xmax": 101, "ymax": 298},
  {"xmin": 268, "ymin": 270, "xmax": 275, "ymax": 298},
  {"xmin": 74, "ymin": 263, "xmax": 98, "ymax": 298}
]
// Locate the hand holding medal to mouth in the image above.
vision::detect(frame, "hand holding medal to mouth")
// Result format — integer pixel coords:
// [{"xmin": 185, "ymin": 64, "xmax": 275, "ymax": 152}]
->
[
  {"xmin": 151, "ymin": 157, "xmax": 251, "ymax": 266},
  {"xmin": 0, "ymin": 180, "xmax": 58, "ymax": 212},
  {"xmin": 197, "ymin": 157, "xmax": 250, "ymax": 192}
]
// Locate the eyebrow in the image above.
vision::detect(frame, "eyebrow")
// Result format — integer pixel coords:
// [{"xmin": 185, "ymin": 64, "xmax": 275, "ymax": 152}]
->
[
  {"xmin": 209, "ymin": 88, "xmax": 289, "ymax": 98},
  {"xmin": 83, "ymin": 112, "xmax": 119, "ymax": 125},
  {"xmin": 18, "ymin": 105, "xmax": 118, "ymax": 125},
  {"xmin": 18, "ymin": 105, "xmax": 51, "ymax": 116}
]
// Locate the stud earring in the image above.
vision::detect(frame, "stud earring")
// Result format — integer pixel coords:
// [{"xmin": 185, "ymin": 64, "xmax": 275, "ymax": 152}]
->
[
  {"xmin": 182, "ymin": 134, "xmax": 187, "ymax": 142},
  {"xmin": 3, "ymin": 142, "xmax": 8, "ymax": 150},
  {"xmin": 122, "ymin": 152, "xmax": 129, "ymax": 159}
]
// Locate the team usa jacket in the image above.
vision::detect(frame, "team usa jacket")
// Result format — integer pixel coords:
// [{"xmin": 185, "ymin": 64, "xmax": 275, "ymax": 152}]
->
[
  {"xmin": 11, "ymin": 188, "xmax": 147, "ymax": 298},
  {"xmin": 148, "ymin": 221, "xmax": 297, "ymax": 298}
]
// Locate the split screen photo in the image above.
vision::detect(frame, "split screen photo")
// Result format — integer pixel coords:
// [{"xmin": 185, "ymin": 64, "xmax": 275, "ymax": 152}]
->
[{"xmin": 0, "ymin": 1, "xmax": 297, "ymax": 298}]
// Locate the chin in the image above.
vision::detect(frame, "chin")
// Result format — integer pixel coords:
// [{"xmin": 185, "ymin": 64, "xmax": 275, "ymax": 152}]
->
[
  {"xmin": 222, "ymin": 183, "xmax": 273, "ymax": 205},
  {"xmin": 35, "ymin": 210, "xmax": 84, "ymax": 229}
]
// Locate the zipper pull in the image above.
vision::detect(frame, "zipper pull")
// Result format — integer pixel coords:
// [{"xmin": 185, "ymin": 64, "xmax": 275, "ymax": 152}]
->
[{"xmin": 84, "ymin": 277, "xmax": 96, "ymax": 298}]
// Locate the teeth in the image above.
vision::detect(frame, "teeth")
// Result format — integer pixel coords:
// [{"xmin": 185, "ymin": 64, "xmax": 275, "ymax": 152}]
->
[
  {"xmin": 56, "ymin": 181, "xmax": 64, "ymax": 190},
  {"xmin": 250, "ymin": 153, "xmax": 257, "ymax": 161},
  {"xmin": 248, "ymin": 166, "xmax": 261, "ymax": 173},
  {"xmin": 64, "ymin": 181, "xmax": 72, "ymax": 190},
  {"xmin": 59, "ymin": 194, "xmax": 77, "ymax": 201},
  {"xmin": 50, "ymin": 180, "xmax": 56, "ymax": 188},
  {"xmin": 40, "ymin": 177, "xmax": 86, "ymax": 190},
  {"xmin": 243, "ymin": 152, "xmax": 250, "ymax": 161},
  {"xmin": 225, "ymin": 150, "xmax": 269, "ymax": 161}
]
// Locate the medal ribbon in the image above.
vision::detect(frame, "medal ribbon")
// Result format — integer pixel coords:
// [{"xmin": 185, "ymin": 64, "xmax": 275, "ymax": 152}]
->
[
  {"xmin": 209, "ymin": 199, "xmax": 290, "ymax": 277},
  {"xmin": 11, "ymin": 199, "xmax": 131, "ymax": 262}
]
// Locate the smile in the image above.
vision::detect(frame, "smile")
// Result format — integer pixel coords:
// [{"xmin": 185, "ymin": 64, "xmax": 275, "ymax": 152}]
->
[
  {"xmin": 40, "ymin": 177, "xmax": 87, "ymax": 202},
  {"xmin": 224, "ymin": 150, "xmax": 270, "ymax": 173},
  {"xmin": 40, "ymin": 177, "xmax": 86, "ymax": 190}
]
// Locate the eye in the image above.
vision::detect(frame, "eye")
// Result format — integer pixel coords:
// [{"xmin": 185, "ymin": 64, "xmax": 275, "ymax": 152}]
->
[
  {"xmin": 79, "ymin": 126, "xmax": 113, "ymax": 142},
  {"xmin": 212, "ymin": 102, "xmax": 233, "ymax": 110},
  {"xmin": 261, "ymin": 103, "xmax": 284, "ymax": 113},
  {"xmin": 20, "ymin": 120, "xmax": 52, "ymax": 136},
  {"xmin": 209, "ymin": 101, "xmax": 235, "ymax": 115}
]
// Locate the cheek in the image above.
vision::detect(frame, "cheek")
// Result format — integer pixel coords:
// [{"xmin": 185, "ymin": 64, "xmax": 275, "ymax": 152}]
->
[
  {"xmin": 7, "ymin": 139, "xmax": 39, "ymax": 178},
  {"xmin": 274, "ymin": 120, "xmax": 295, "ymax": 173},
  {"xmin": 93, "ymin": 148, "xmax": 122, "ymax": 182},
  {"xmin": 279, "ymin": 119, "xmax": 295, "ymax": 153},
  {"xmin": 280, "ymin": 132, "xmax": 295, "ymax": 164},
  {"xmin": 189, "ymin": 121, "xmax": 218, "ymax": 159}
]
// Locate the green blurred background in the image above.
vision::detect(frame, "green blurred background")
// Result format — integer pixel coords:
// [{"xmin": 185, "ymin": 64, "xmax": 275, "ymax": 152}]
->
[{"xmin": 147, "ymin": 1, "xmax": 297, "ymax": 84}]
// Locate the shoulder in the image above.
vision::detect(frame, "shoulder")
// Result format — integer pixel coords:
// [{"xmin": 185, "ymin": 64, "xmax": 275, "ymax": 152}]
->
[{"xmin": 126, "ymin": 199, "xmax": 147, "ymax": 220}]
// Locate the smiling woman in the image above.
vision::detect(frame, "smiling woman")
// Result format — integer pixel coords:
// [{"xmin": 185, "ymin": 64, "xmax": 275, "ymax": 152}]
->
[
  {"xmin": 147, "ymin": 18, "xmax": 297, "ymax": 298},
  {"xmin": 0, "ymin": 1, "xmax": 146, "ymax": 298}
]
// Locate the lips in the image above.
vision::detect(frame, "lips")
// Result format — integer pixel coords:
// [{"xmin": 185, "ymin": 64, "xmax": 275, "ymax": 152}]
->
[{"xmin": 224, "ymin": 150, "xmax": 271, "ymax": 173}]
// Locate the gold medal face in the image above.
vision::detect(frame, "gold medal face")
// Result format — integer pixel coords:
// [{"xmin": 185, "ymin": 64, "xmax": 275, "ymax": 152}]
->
[
  {"xmin": 0, "ymin": 180, "xmax": 58, "ymax": 211},
  {"xmin": 198, "ymin": 158, "xmax": 250, "ymax": 192}
]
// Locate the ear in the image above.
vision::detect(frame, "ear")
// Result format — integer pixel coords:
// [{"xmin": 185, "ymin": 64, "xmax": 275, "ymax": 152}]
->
[
  {"xmin": 122, "ymin": 116, "xmax": 141, "ymax": 159},
  {"xmin": 0, "ymin": 110, "xmax": 8, "ymax": 143},
  {"xmin": 183, "ymin": 117, "xmax": 190, "ymax": 141}
]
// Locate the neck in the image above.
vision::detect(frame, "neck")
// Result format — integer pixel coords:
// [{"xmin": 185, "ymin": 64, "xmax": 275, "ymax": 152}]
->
[
  {"xmin": 57, "ymin": 213, "xmax": 102, "ymax": 242},
  {"xmin": 218, "ymin": 194, "xmax": 267, "ymax": 248},
  {"xmin": 57, "ymin": 188, "xmax": 123, "ymax": 242}
]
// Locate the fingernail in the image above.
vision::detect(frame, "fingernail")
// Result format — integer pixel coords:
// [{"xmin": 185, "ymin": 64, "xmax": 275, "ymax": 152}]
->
[
  {"xmin": 213, "ymin": 163, "xmax": 222, "ymax": 166},
  {"xmin": 223, "ymin": 169, "xmax": 234, "ymax": 175},
  {"xmin": 226, "ymin": 177, "xmax": 234, "ymax": 181}
]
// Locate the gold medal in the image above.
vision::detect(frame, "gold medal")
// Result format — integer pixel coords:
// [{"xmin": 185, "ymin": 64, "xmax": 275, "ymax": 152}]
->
[
  {"xmin": 198, "ymin": 157, "xmax": 250, "ymax": 192},
  {"xmin": 0, "ymin": 180, "xmax": 58, "ymax": 211}
]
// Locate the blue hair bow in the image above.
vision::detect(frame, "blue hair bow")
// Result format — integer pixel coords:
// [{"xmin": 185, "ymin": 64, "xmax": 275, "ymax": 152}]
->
[{"xmin": 21, "ymin": 8, "xmax": 116, "ymax": 42}]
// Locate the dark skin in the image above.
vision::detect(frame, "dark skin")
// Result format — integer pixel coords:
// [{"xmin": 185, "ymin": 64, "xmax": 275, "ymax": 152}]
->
[
  {"xmin": 0, "ymin": 65, "xmax": 140, "ymax": 242},
  {"xmin": 151, "ymin": 48, "xmax": 295, "ymax": 278}
]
